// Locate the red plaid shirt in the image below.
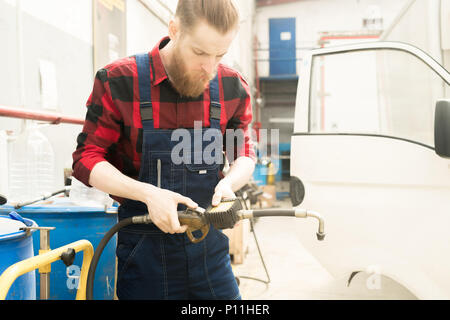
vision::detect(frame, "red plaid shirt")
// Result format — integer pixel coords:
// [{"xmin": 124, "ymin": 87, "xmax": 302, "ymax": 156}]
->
[{"xmin": 72, "ymin": 37, "xmax": 255, "ymax": 202}]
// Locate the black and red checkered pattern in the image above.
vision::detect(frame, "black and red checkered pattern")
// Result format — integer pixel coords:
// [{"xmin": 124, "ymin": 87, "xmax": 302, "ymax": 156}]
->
[{"xmin": 72, "ymin": 37, "xmax": 255, "ymax": 202}]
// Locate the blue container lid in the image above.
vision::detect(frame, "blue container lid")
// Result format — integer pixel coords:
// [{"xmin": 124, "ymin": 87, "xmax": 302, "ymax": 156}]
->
[{"xmin": 0, "ymin": 213, "xmax": 37, "ymax": 242}]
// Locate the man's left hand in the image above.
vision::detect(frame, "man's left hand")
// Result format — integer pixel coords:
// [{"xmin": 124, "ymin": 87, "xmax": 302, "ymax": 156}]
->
[{"xmin": 212, "ymin": 179, "xmax": 235, "ymax": 207}]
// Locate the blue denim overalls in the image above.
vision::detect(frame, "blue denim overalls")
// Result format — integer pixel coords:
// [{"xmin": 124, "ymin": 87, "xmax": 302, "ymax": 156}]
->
[{"xmin": 115, "ymin": 53, "xmax": 241, "ymax": 300}]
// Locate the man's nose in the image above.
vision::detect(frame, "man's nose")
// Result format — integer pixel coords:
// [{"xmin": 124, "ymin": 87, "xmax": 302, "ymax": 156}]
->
[{"xmin": 201, "ymin": 56, "xmax": 216, "ymax": 75}]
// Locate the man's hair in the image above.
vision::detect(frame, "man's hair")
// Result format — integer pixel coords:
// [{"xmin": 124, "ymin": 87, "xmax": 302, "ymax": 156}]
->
[{"xmin": 175, "ymin": 0, "xmax": 240, "ymax": 34}]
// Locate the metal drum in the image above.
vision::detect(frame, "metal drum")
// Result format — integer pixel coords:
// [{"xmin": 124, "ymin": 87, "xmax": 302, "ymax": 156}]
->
[
  {"xmin": 0, "ymin": 214, "xmax": 37, "ymax": 300},
  {"xmin": 0, "ymin": 203, "xmax": 118, "ymax": 300}
]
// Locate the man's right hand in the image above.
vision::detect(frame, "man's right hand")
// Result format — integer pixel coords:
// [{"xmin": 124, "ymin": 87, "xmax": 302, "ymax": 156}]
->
[
  {"xmin": 141, "ymin": 186, "xmax": 198, "ymax": 234},
  {"xmin": 88, "ymin": 161, "xmax": 197, "ymax": 234}
]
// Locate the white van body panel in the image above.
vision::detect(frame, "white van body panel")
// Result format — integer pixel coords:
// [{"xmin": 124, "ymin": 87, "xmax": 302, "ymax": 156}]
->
[{"xmin": 291, "ymin": 41, "xmax": 450, "ymax": 299}]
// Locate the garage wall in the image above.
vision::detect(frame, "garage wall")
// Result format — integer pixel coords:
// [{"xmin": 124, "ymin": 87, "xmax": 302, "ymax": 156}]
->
[
  {"xmin": 0, "ymin": 0, "xmax": 94, "ymax": 197},
  {"xmin": 126, "ymin": 0, "xmax": 169, "ymax": 56},
  {"xmin": 224, "ymin": 0, "xmax": 256, "ymax": 88}
]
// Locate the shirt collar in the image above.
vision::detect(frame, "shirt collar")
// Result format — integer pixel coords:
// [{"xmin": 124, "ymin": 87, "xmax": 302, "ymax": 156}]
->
[{"xmin": 150, "ymin": 36, "xmax": 171, "ymax": 86}]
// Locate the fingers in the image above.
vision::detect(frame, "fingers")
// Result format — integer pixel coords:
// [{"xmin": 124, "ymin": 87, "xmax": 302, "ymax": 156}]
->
[
  {"xmin": 212, "ymin": 189, "xmax": 222, "ymax": 207},
  {"xmin": 212, "ymin": 181, "xmax": 236, "ymax": 207},
  {"xmin": 151, "ymin": 211, "xmax": 186, "ymax": 234},
  {"xmin": 176, "ymin": 194, "xmax": 198, "ymax": 209},
  {"xmin": 149, "ymin": 192, "xmax": 198, "ymax": 234},
  {"xmin": 167, "ymin": 211, "xmax": 188, "ymax": 234}
]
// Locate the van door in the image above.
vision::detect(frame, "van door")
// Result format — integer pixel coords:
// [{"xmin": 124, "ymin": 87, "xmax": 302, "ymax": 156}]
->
[{"xmin": 291, "ymin": 42, "xmax": 450, "ymax": 299}]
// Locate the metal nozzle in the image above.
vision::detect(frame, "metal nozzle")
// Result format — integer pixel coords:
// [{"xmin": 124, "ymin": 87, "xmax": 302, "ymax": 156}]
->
[
  {"xmin": 238, "ymin": 208, "xmax": 325, "ymax": 241},
  {"xmin": 294, "ymin": 208, "xmax": 325, "ymax": 241},
  {"xmin": 306, "ymin": 210, "xmax": 325, "ymax": 241},
  {"xmin": 316, "ymin": 232, "xmax": 325, "ymax": 241}
]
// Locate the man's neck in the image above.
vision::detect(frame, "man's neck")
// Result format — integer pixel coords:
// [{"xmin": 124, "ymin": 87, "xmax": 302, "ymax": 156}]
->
[{"xmin": 159, "ymin": 39, "xmax": 174, "ymax": 73}]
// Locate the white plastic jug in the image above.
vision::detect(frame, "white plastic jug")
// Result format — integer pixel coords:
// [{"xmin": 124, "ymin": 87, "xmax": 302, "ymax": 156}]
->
[
  {"xmin": 8, "ymin": 126, "xmax": 55, "ymax": 204},
  {"xmin": 69, "ymin": 176, "xmax": 113, "ymax": 208}
]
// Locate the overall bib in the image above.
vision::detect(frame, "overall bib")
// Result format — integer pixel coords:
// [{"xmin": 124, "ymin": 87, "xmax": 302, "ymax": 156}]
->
[{"xmin": 115, "ymin": 53, "xmax": 241, "ymax": 300}]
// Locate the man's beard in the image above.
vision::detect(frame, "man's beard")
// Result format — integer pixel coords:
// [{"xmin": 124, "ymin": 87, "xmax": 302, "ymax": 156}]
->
[{"xmin": 166, "ymin": 45, "xmax": 216, "ymax": 98}]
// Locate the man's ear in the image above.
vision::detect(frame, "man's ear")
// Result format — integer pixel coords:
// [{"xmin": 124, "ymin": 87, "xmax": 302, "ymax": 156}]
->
[{"xmin": 168, "ymin": 17, "xmax": 180, "ymax": 41}]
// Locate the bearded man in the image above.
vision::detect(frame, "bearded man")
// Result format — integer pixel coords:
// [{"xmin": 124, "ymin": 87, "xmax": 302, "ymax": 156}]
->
[{"xmin": 72, "ymin": 0, "xmax": 256, "ymax": 300}]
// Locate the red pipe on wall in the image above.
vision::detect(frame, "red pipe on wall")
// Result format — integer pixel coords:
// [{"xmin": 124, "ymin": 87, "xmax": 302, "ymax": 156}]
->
[{"xmin": 0, "ymin": 105, "xmax": 85, "ymax": 125}]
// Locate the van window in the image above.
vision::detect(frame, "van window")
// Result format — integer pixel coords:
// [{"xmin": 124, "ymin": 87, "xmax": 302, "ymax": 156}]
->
[{"xmin": 309, "ymin": 49, "xmax": 449, "ymax": 147}]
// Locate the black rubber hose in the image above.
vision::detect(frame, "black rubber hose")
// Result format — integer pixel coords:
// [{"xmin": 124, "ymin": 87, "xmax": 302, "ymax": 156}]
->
[{"xmin": 86, "ymin": 217, "xmax": 134, "ymax": 300}]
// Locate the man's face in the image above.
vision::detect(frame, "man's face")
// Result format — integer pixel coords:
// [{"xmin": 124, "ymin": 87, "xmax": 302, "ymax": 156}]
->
[{"xmin": 166, "ymin": 19, "xmax": 237, "ymax": 98}]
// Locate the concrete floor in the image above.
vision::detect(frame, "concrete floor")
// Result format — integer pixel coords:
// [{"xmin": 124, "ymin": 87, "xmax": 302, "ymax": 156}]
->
[{"xmin": 231, "ymin": 199, "xmax": 418, "ymax": 300}]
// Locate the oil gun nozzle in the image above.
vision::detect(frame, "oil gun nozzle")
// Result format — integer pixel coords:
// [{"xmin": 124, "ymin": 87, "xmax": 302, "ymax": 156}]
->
[
  {"xmin": 244, "ymin": 208, "xmax": 325, "ymax": 241},
  {"xmin": 300, "ymin": 209, "xmax": 325, "ymax": 241},
  {"xmin": 316, "ymin": 232, "xmax": 326, "ymax": 241}
]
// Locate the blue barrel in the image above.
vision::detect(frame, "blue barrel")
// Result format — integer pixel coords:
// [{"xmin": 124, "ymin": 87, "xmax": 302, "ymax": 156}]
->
[
  {"xmin": 0, "ymin": 214, "xmax": 37, "ymax": 300},
  {"xmin": 0, "ymin": 203, "xmax": 117, "ymax": 300}
]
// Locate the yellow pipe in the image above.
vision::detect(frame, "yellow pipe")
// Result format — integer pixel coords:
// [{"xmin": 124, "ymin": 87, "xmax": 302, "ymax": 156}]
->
[{"xmin": 0, "ymin": 239, "xmax": 93, "ymax": 300}]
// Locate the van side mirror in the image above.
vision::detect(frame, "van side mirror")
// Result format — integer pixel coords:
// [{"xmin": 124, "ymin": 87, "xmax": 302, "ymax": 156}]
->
[
  {"xmin": 435, "ymin": 100, "xmax": 450, "ymax": 159},
  {"xmin": 290, "ymin": 176, "xmax": 305, "ymax": 206}
]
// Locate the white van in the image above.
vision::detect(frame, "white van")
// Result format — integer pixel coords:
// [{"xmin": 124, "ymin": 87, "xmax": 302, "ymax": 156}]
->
[{"xmin": 290, "ymin": 41, "xmax": 450, "ymax": 299}]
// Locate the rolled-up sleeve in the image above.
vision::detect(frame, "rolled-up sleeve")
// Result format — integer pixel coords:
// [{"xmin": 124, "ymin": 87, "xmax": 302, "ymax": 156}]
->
[{"xmin": 72, "ymin": 68, "xmax": 122, "ymax": 187}]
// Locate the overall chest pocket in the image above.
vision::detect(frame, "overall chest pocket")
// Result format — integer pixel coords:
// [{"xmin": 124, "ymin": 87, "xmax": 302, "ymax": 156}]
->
[
  {"xmin": 183, "ymin": 161, "xmax": 220, "ymax": 207},
  {"xmin": 183, "ymin": 151, "xmax": 220, "ymax": 182},
  {"xmin": 184, "ymin": 162, "xmax": 220, "ymax": 176}
]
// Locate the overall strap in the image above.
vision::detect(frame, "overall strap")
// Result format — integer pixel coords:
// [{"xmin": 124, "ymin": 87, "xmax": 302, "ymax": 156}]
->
[
  {"xmin": 209, "ymin": 74, "xmax": 221, "ymax": 130},
  {"xmin": 136, "ymin": 53, "xmax": 154, "ymax": 130}
]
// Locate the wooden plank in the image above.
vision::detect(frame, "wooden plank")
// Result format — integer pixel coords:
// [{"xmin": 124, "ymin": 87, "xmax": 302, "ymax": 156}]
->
[{"xmin": 223, "ymin": 219, "xmax": 250, "ymax": 264}]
